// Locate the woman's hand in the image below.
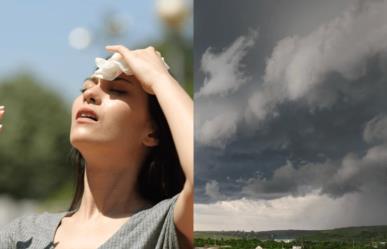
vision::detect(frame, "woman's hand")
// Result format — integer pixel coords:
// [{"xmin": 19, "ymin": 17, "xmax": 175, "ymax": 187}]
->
[
  {"xmin": 0, "ymin": 106, "xmax": 4, "ymax": 132},
  {"xmin": 105, "ymin": 45, "xmax": 171, "ymax": 95}
]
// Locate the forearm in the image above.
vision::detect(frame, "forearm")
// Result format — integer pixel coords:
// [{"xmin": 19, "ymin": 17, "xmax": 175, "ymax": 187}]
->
[{"xmin": 153, "ymin": 75, "xmax": 193, "ymax": 189}]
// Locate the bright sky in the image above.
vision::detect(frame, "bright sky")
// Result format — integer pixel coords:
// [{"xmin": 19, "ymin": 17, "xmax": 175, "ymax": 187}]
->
[{"xmin": 0, "ymin": 1, "xmax": 186, "ymax": 103}]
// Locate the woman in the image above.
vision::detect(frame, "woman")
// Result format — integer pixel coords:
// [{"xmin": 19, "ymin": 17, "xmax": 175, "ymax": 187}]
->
[{"xmin": 0, "ymin": 45, "xmax": 193, "ymax": 249}]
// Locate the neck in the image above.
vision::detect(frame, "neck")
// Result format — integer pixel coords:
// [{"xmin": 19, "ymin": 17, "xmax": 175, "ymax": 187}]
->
[{"xmin": 73, "ymin": 147, "xmax": 150, "ymax": 221}]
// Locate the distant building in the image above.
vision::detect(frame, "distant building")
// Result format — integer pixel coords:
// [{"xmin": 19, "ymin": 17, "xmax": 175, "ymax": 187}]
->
[
  {"xmin": 292, "ymin": 246, "xmax": 302, "ymax": 249},
  {"xmin": 255, "ymin": 246, "xmax": 264, "ymax": 249},
  {"xmin": 274, "ymin": 239, "xmax": 294, "ymax": 243}
]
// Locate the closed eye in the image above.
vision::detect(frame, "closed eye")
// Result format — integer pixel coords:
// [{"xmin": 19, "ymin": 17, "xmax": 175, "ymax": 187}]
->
[{"xmin": 110, "ymin": 89, "xmax": 127, "ymax": 95}]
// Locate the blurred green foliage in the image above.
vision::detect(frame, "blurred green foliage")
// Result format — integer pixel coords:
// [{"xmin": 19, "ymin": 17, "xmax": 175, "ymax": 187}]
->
[
  {"xmin": 155, "ymin": 30, "xmax": 193, "ymax": 97},
  {"xmin": 0, "ymin": 73, "xmax": 73, "ymax": 201}
]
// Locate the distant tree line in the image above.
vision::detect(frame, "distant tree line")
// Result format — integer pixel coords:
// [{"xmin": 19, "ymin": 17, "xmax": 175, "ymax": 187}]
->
[{"xmin": 194, "ymin": 238, "xmax": 387, "ymax": 249}]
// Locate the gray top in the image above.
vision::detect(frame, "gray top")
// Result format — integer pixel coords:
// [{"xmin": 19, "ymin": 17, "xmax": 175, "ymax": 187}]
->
[{"xmin": 0, "ymin": 194, "xmax": 180, "ymax": 249}]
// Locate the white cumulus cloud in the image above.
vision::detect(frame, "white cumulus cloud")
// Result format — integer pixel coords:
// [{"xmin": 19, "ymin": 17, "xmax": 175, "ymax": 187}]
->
[
  {"xmin": 205, "ymin": 180, "xmax": 227, "ymax": 201},
  {"xmin": 197, "ymin": 29, "xmax": 258, "ymax": 97},
  {"xmin": 363, "ymin": 114, "xmax": 387, "ymax": 144},
  {"xmin": 197, "ymin": 111, "xmax": 239, "ymax": 149},
  {"xmin": 195, "ymin": 191, "xmax": 363, "ymax": 231}
]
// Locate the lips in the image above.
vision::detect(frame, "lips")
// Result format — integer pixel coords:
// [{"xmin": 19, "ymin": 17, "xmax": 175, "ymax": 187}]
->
[{"xmin": 76, "ymin": 108, "xmax": 98, "ymax": 122}]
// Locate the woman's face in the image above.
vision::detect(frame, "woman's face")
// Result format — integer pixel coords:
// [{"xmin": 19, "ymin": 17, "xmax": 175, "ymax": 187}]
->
[{"xmin": 70, "ymin": 73, "xmax": 156, "ymax": 156}]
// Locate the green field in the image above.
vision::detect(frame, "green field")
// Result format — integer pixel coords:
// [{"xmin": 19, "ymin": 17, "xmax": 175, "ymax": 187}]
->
[{"xmin": 194, "ymin": 226, "xmax": 387, "ymax": 249}]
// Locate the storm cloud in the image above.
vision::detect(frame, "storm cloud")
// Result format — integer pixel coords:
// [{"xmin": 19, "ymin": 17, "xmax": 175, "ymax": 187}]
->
[
  {"xmin": 247, "ymin": 0, "xmax": 387, "ymax": 124},
  {"xmin": 195, "ymin": 0, "xmax": 387, "ymax": 230}
]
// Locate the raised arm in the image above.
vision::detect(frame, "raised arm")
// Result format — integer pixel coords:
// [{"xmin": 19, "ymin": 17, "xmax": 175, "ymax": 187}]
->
[
  {"xmin": 152, "ymin": 71, "xmax": 194, "ymax": 246},
  {"xmin": 105, "ymin": 45, "xmax": 194, "ymax": 246}
]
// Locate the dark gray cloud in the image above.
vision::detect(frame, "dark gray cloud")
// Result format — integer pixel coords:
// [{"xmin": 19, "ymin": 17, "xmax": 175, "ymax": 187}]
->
[
  {"xmin": 196, "ymin": 55, "xmax": 387, "ymax": 201},
  {"xmin": 195, "ymin": 0, "xmax": 387, "ymax": 229}
]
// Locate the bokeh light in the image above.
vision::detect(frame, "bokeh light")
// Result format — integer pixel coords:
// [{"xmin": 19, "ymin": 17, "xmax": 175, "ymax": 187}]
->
[{"xmin": 68, "ymin": 27, "xmax": 92, "ymax": 50}]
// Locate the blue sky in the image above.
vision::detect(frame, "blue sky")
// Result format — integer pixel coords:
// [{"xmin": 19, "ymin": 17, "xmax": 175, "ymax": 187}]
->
[{"xmin": 0, "ymin": 1, "xmax": 188, "ymax": 103}]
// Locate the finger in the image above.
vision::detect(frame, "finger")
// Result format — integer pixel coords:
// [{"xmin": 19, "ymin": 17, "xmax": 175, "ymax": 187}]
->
[
  {"xmin": 0, "ymin": 106, "xmax": 3, "ymax": 132},
  {"xmin": 0, "ymin": 106, "xmax": 4, "ymax": 119},
  {"xmin": 105, "ymin": 45, "xmax": 132, "ymax": 58},
  {"xmin": 146, "ymin": 46, "xmax": 156, "ymax": 52},
  {"xmin": 105, "ymin": 45, "xmax": 136, "ymax": 69}
]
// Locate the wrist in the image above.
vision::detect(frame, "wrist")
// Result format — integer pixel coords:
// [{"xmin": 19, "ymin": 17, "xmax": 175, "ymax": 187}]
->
[{"xmin": 152, "ymin": 73, "xmax": 179, "ymax": 95}]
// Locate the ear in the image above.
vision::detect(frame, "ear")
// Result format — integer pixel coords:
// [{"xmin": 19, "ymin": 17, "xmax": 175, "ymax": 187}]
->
[{"xmin": 142, "ymin": 126, "xmax": 159, "ymax": 147}]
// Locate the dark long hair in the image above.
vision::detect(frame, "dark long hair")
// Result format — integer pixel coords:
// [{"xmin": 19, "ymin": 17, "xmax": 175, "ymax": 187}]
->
[{"xmin": 67, "ymin": 94, "xmax": 185, "ymax": 211}]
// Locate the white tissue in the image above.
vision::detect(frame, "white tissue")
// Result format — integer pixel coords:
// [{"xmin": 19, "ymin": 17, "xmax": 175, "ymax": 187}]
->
[
  {"xmin": 92, "ymin": 52, "xmax": 170, "ymax": 81},
  {"xmin": 92, "ymin": 53, "xmax": 131, "ymax": 81}
]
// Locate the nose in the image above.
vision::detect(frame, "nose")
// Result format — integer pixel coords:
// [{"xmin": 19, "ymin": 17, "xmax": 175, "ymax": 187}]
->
[{"xmin": 83, "ymin": 84, "xmax": 102, "ymax": 105}]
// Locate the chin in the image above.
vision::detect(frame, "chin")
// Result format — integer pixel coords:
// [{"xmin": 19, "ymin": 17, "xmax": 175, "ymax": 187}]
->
[
  {"xmin": 70, "ymin": 130, "xmax": 99, "ymax": 150},
  {"xmin": 70, "ymin": 131, "xmax": 118, "ymax": 154}
]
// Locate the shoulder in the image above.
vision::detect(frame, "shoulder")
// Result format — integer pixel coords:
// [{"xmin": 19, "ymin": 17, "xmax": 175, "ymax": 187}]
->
[
  {"xmin": 151, "ymin": 193, "xmax": 180, "ymax": 212},
  {"xmin": 145, "ymin": 194, "xmax": 180, "ymax": 222},
  {"xmin": 0, "ymin": 211, "xmax": 65, "ymax": 242},
  {"xmin": 136, "ymin": 193, "xmax": 180, "ymax": 223},
  {"xmin": 118, "ymin": 194, "xmax": 181, "ymax": 249},
  {"xmin": 2, "ymin": 211, "xmax": 64, "ymax": 230}
]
